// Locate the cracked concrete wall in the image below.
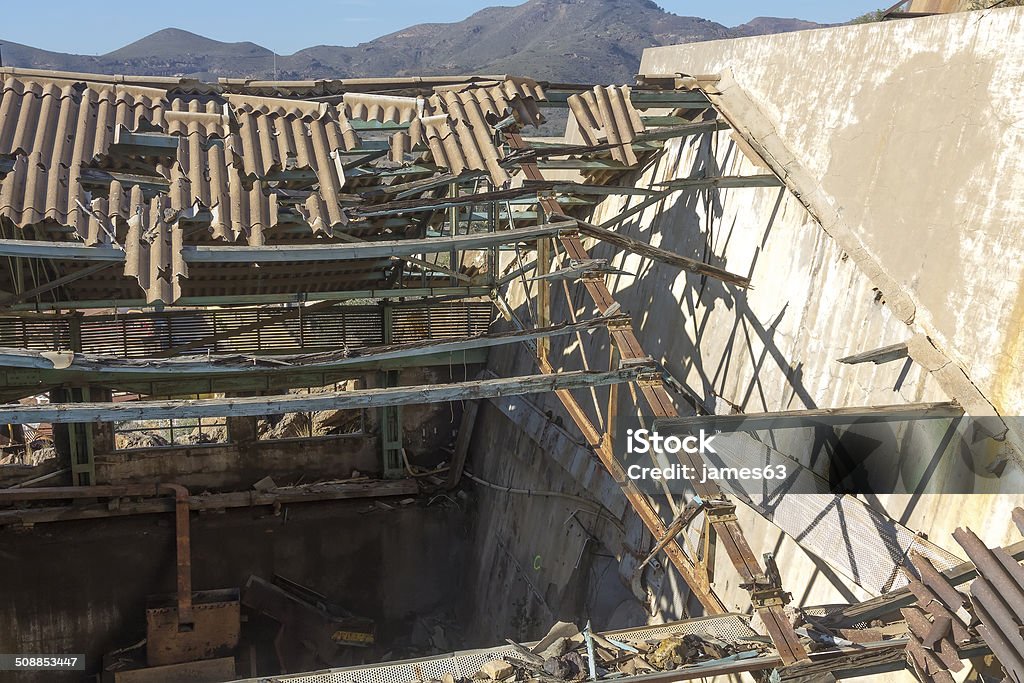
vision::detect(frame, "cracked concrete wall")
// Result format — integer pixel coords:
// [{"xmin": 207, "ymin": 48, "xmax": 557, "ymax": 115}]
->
[{"xmin": 641, "ymin": 7, "xmax": 1024, "ymax": 420}]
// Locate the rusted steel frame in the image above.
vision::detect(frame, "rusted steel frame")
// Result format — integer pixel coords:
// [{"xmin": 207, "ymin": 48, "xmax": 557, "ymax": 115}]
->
[
  {"xmin": 536, "ymin": 355, "xmax": 725, "ymax": 614},
  {"xmin": 970, "ymin": 579, "xmax": 1024, "ymax": 680},
  {"xmin": 822, "ymin": 538, "xmax": 1024, "ymax": 627},
  {"xmin": 953, "ymin": 527, "xmax": 1024, "ymax": 603},
  {"xmin": 901, "ymin": 606, "xmax": 963, "ymax": 672},
  {"xmin": 909, "ymin": 553, "xmax": 969, "ymax": 622},
  {"xmin": 904, "ymin": 577, "xmax": 972, "ymax": 644},
  {"xmin": 161, "ymin": 483, "xmax": 194, "ymax": 626},
  {"xmin": 507, "ymin": 131, "xmax": 806, "ymax": 663}
]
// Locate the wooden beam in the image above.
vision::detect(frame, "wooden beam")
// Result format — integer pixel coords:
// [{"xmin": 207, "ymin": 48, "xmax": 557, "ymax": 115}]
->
[
  {"xmin": 654, "ymin": 402, "xmax": 962, "ymax": 434},
  {"xmin": 446, "ymin": 399, "xmax": 480, "ymax": 489},
  {"xmin": 0, "ymin": 480, "xmax": 421, "ymax": 526},
  {"xmin": 0, "ymin": 367, "xmax": 648, "ymax": 423},
  {"xmin": 574, "ymin": 219, "xmax": 751, "ymax": 288},
  {"xmin": 837, "ymin": 342, "xmax": 910, "ymax": 366}
]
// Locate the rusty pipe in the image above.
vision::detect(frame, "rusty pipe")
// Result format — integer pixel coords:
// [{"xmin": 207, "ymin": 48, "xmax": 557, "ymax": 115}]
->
[{"xmin": 0, "ymin": 483, "xmax": 194, "ymax": 627}]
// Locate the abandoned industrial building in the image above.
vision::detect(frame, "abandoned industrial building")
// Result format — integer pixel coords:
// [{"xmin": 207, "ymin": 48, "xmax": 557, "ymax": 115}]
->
[{"xmin": 1, "ymin": 3, "xmax": 1024, "ymax": 682}]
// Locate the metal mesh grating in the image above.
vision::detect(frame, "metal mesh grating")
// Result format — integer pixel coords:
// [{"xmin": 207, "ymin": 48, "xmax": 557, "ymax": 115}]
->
[
  {"xmin": 0, "ymin": 302, "xmax": 494, "ymax": 358},
  {"xmin": 227, "ymin": 616, "xmax": 755, "ymax": 683}
]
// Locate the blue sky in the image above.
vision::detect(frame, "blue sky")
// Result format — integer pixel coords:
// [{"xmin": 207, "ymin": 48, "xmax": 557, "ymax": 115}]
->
[{"xmin": 4, "ymin": 1, "xmax": 885, "ymax": 55}]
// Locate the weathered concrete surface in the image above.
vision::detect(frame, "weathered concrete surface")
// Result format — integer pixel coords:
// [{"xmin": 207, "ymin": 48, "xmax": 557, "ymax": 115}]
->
[
  {"xmin": 469, "ymin": 9, "xmax": 1024, "ymax": 667},
  {"xmin": 0, "ymin": 501, "xmax": 468, "ymax": 682},
  {"xmin": 641, "ymin": 7, "xmax": 1024, "ymax": 419}
]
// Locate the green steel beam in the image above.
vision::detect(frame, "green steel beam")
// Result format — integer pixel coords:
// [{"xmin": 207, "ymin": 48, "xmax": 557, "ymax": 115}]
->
[
  {"xmin": 0, "ymin": 222, "xmax": 572, "ymax": 264},
  {"xmin": 0, "ymin": 350, "xmax": 490, "ymax": 403}
]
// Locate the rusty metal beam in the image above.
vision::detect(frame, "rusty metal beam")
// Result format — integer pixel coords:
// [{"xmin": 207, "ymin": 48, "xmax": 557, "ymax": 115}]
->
[{"xmin": 504, "ymin": 130, "xmax": 807, "ymax": 662}]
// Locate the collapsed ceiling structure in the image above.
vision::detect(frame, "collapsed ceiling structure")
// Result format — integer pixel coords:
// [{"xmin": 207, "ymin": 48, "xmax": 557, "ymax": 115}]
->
[{"xmin": 1, "ymin": 5, "xmax": 1023, "ymax": 683}]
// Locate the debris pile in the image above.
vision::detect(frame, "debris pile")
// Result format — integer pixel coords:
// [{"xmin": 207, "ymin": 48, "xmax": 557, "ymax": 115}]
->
[{"xmin": 459, "ymin": 621, "xmax": 769, "ymax": 683}]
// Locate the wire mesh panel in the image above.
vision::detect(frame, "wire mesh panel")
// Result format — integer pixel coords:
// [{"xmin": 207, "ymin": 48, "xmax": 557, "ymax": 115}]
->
[
  {"xmin": 0, "ymin": 317, "xmax": 72, "ymax": 350},
  {"xmin": 0, "ymin": 301, "xmax": 494, "ymax": 358},
  {"xmin": 228, "ymin": 616, "xmax": 756, "ymax": 683}
]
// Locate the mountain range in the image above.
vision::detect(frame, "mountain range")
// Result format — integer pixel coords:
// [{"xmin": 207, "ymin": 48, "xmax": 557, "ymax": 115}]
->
[{"xmin": 0, "ymin": 0, "xmax": 829, "ymax": 84}]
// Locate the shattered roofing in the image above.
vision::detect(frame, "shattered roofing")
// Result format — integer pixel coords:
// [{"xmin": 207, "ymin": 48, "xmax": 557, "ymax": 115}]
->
[{"xmin": 0, "ymin": 68, "xmax": 650, "ymax": 305}]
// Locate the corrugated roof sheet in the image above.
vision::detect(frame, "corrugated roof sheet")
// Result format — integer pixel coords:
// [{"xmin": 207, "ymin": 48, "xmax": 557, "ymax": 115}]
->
[
  {"xmin": 567, "ymin": 85, "xmax": 645, "ymax": 166},
  {"xmin": 0, "ymin": 70, "xmax": 558, "ymax": 304}
]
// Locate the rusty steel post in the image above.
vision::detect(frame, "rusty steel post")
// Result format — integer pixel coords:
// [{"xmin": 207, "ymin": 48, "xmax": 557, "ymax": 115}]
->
[{"xmin": 159, "ymin": 483, "xmax": 194, "ymax": 628}]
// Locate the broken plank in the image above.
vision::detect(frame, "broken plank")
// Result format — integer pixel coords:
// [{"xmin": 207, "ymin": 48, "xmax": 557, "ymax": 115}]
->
[
  {"xmin": 446, "ymin": 399, "xmax": 480, "ymax": 489},
  {"xmin": 837, "ymin": 342, "xmax": 910, "ymax": 366},
  {"xmin": 0, "ymin": 480, "xmax": 420, "ymax": 525}
]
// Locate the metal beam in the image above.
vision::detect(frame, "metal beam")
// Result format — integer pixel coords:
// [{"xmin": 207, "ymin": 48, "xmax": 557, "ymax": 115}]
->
[
  {"xmin": 0, "ymin": 367, "xmax": 648, "ymax": 423},
  {"xmin": 0, "ymin": 479, "xmax": 421, "ymax": 526},
  {"xmin": 654, "ymin": 402, "xmax": 963, "ymax": 433},
  {"xmin": 0, "ymin": 262, "xmax": 118, "ymax": 307},
  {"xmin": 655, "ymin": 174, "xmax": 783, "ymax": 190},
  {"xmin": 504, "ymin": 130, "xmax": 808, "ymax": 664},
  {"xmin": 574, "ymin": 220, "xmax": 751, "ymax": 288},
  {"xmin": 0, "ymin": 223, "xmax": 575, "ymax": 264},
  {"xmin": 837, "ymin": 342, "xmax": 910, "ymax": 366}
]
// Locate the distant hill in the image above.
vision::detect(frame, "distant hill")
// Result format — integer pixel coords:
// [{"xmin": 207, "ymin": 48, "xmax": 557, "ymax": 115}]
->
[{"xmin": 0, "ymin": 0, "xmax": 827, "ymax": 84}]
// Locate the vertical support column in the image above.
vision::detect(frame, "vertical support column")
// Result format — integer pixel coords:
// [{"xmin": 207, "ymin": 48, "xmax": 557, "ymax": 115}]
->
[
  {"xmin": 536, "ymin": 233, "xmax": 551, "ymax": 363},
  {"xmin": 53, "ymin": 385, "xmax": 95, "ymax": 486},
  {"xmin": 379, "ymin": 302, "xmax": 404, "ymax": 478},
  {"xmin": 449, "ymin": 182, "xmax": 459, "ymax": 287}
]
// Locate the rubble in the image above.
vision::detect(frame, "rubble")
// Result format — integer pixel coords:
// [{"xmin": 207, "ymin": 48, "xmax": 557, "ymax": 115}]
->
[{"xmin": 441, "ymin": 620, "xmax": 772, "ymax": 683}]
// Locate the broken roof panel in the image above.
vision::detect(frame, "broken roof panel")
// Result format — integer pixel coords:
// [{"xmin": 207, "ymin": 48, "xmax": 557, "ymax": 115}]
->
[
  {"xmin": 567, "ymin": 85, "xmax": 645, "ymax": 166},
  {"xmin": 0, "ymin": 69, "xmax": 569, "ymax": 304}
]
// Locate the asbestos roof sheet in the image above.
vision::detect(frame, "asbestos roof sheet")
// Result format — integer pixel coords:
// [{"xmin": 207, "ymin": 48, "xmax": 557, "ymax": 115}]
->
[
  {"xmin": 567, "ymin": 85, "xmax": 646, "ymax": 166},
  {"xmin": 0, "ymin": 70, "xmax": 561, "ymax": 305}
]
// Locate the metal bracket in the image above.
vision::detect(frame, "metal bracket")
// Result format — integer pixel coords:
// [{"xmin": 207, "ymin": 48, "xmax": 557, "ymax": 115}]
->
[
  {"xmin": 704, "ymin": 502, "xmax": 738, "ymax": 524},
  {"xmin": 605, "ymin": 316, "xmax": 635, "ymax": 331},
  {"xmin": 750, "ymin": 587, "xmax": 792, "ymax": 609}
]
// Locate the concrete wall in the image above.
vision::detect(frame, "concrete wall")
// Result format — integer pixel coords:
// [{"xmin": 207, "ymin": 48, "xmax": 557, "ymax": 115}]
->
[
  {"xmin": 87, "ymin": 365, "xmax": 475, "ymax": 489},
  {"xmin": 642, "ymin": 7, "xmax": 1024, "ymax": 420},
  {"xmin": 468, "ymin": 7, "xmax": 1024, "ymax": 672},
  {"xmin": 0, "ymin": 500, "xmax": 469, "ymax": 682}
]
